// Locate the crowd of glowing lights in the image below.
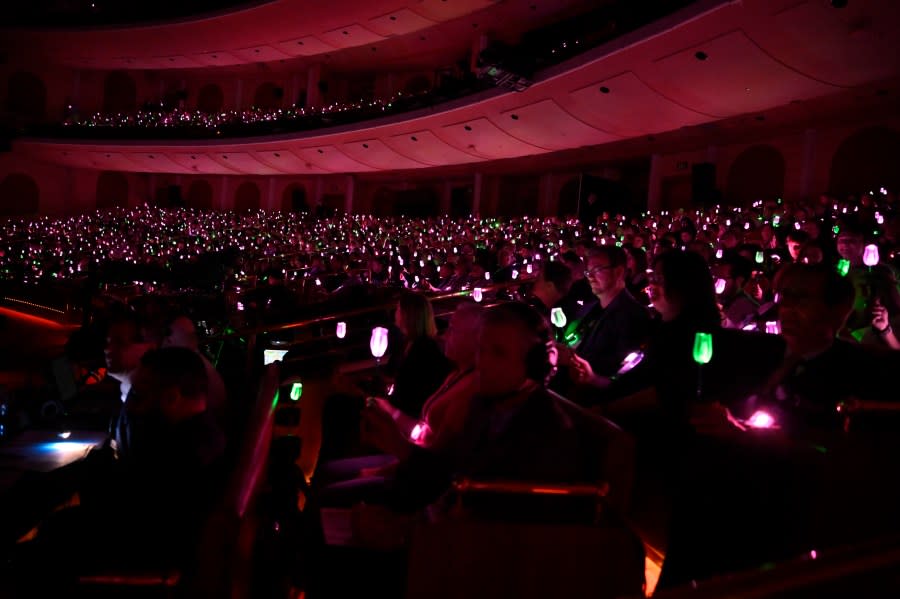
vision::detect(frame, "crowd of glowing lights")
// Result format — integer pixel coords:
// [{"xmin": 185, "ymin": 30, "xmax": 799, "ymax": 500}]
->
[
  {"xmin": 63, "ymin": 91, "xmax": 426, "ymax": 133},
  {"xmin": 0, "ymin": 190, "xmax": 896, "ymax": 294}
]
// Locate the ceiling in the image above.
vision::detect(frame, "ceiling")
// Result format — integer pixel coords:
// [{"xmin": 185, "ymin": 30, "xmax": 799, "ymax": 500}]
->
[
  {"xmin": 0, "ymin": 0, "xmax": 596, "ymax": 72},
  {"xmin": 14, "ymin": 0, "xmax": 900, "ymax": 177}
]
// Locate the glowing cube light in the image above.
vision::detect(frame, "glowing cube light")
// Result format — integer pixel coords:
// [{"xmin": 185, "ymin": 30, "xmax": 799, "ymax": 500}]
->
[
  {"xmin": 550, "ymin": 307, "xmax": 567, "ymax": 328},
  {"xmin": 370, "ymin": 327, "xmax": 389, "ymax": 359},
  {"xmin": 336, "ymin": 321, "xmax": 347, "ymax": 339},
  {"xmin": 863, "ymin": 244, "xmax": 880, "ymax": 267},
  {"xmin": 746, "ymin": 410, "xmax": 776, "ymax": 429},
  {"xmin": 715, "ymin": 278, "xmax": 727, "ymax": 295},
  {"xmin": 473, "ymin": 288, "xmax": 483, "ymax": 302},
  {"xmin": 617, "ymin": 351, "xmax": 644, "ymax": 376},
  {"xmin": 837, "ymin": 259, "xmax": 851, "ymax": 277},
  {"xmin": 290, "ymin": 382, "xmax": 303, "ymax": 401},
  {"xmin": 692, "ymin": 332, "xmax": 713, "ymax": 365}
]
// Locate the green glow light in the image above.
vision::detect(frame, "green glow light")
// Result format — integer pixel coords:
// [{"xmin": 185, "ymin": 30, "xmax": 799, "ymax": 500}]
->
[
  {"xmin": 290, "ymin": 382, "xmax": 303, "ymax": 401},
  {"xmin": 550, "ymin": 307, "xmax": 567, "ymax": 328},
  {"xmin": 837, "ymin": 259, "xmax": 850, "ymax": 277},
  {"xmin": 693, "ymin": 332, "xmax": 713, "ymax": 365}
]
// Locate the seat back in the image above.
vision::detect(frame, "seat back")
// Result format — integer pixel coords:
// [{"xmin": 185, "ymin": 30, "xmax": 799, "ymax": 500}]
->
[
  {"xmin": 550, "ymin": 391, "xmax": 635, "ymax": 513},
  {"xmin": 406, "ymin": 511, "xmax": 644, "ymax": 599}
]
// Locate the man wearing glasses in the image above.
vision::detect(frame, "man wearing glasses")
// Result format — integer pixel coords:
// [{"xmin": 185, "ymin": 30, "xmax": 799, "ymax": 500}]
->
[{"xmin": 559, "ymin": 246, "xmax": 652, "ymax": 398}]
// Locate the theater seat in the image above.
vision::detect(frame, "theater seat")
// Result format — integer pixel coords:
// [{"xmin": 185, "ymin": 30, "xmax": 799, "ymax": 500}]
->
[
  {"xmin": 406, "ymin": 479, "xmax": 645, "ymax": 599},
  {"xmin": 551, "ymin": 392, "xmax": 636, "ymax": 513},
  {"xmin": 406, "ymin": 397, "xmax": 641, "ymax": 599},
  {"xmin": 76, "ymin": 364, "xmax": 281, "ymax": 598}
]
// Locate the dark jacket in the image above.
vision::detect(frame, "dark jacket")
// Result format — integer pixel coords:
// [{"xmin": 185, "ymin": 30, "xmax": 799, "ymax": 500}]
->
[
  {"xmin": 575, "ymin": 290, "xmax": 652, "ymax": 377},
  {"xmin": 389, "ymin": 336, "xmax": 453, "ymax": 418}
]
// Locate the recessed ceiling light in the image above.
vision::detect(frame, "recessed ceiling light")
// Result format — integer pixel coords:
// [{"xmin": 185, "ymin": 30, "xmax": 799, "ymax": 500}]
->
[
  {"xmin": 297, "ymin": 41, "xmax": 304, "ymax": 45},
  {"xmin": 510, "ymin": 114, "xmax": 519, "ymax": 120},
  {"xmin": 389, "ymin": 15, "xmax": 397, "ymax": 21},
  {"xmin": 695, "ymin": 51, "xmax": 708, "ymax": 61},
  {"xmin": 222, "ymin": 155, "xmax": 228, "ymax": 159},
  {"xmin": 342, "ymin": 31, "xmax": 349, "ymax": 35},
  {"xmin": 362, "ymin": 143, "xmax": 369, "ymax": 148},
  {"xmin": 317, "ymin": 149, "xmax": 324, "ymax": 154},
  {"xmin": 464, "ymin": 125, "xmax": 472, "ymax": 131},
  {"xmin": 274, "ymin": 152, "xmax": 281, "ymax": 157},
  {"xmin": 599, "ymin": 86, "xmax": 610, "ymax": 94},
  {"xmin": 411, "ymin": 136, "xmax": 418, "ymax": 141}
]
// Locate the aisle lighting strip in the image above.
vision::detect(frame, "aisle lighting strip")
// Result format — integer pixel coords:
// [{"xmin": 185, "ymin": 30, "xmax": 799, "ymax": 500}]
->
[{"xmin": 2, "ymin": 297, "xmax": 67, "ymax": 315}]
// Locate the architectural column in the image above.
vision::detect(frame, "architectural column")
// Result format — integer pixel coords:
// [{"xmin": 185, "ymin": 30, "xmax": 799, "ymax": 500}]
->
[
  {"xmin": 539, "ymin": 173, "xmax": 555, "ymax": 216},
  {"xmin": 306, "ymin": 64, "xmax": 322, "ymax": 108},
  {"xmin": 345, "ymin": 175, "xmax": 355, "ymax": 214},
  {"xmin": 648, "ymin": 153, "xmax": 663, "ymax": 213},
  {"xmin": 235, "ymin": 79, "xmax": 244, "ymax": 110},
  {"xmin": 71, "ymin": 71, "xmax": 81, "ymax": 107},
  {"xmin": 799, "ymin": 128, "xmax": 817, "ymax": 200},
  {"xmin": 267, "ymin": 177, "xmax": 278, "ymax": 211},
  {"xmin": 472, "ymin": 172, "xmax": 483, "ymax": 216},
  {"xmin": 440, "ymin": 181, "xmax": 452, "ymax": 215},
  {"xmin": 288, "ymin": 73, "xmax": 301, "ymax": 107},
  {"xmin": 220, "ymin": 176, "xmax": 230, "ymax": 211},
  {"xmin": 470, "ymin": 34, "xmax": 488, "ymax": 73},
  {"xmin": 314, "ymin": 176, "xmax": 324, "ymax": 208}
]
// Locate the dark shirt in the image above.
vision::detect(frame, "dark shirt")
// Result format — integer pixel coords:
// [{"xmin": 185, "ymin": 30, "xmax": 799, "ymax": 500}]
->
[
  {"xmin": 560, "ymin": 278, "xmax": 594, "ymax": 320},
  {"xmin": 575, "ymin": 290, "xmax": 652, "ymax": 378},
  {"xmin": 389, "ymin": 336, "xmax": 453, "ymax": 418}
]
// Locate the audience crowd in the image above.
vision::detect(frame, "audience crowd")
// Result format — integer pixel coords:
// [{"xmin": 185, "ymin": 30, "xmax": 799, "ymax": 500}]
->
[{"xmin": 2, "ymin": 186, "xmax": 900, "ymax": 596}]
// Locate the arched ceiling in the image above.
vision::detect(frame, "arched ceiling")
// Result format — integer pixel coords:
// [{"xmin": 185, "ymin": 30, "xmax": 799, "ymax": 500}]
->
[
  {"xmin": 0, "ymin": 0, "xmax": 593, "ymax": 71},
  {"xmin": 14, "ymin": 0, "xmax": 900, "ymax": 176}
]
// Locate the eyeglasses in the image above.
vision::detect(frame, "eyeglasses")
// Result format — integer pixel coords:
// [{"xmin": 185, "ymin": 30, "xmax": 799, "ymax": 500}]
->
[{"xmin": 584, "ymin": 265, "xmax": 614, "ymax": 278}]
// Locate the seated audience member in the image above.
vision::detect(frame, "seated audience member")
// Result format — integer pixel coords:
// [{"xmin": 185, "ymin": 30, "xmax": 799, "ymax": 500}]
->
[
  {"xmin": 104, "ymin": 308, "xmax": 157, "ymax": 403},
  {"xmin": 161, "ymin": 313, "xmax": 230, "ymax": 425},
  {"xmin": 396, "ymin": 301, "xmax": 482, "ymax": 449},
  {"xmin": 852, "ymin": 265, "xmax": 900, "ymax": 349},
  {"xmin": 785, "ymin": 229, "xmax": 809, "ymax": 263},
  {"xmin": 314, "ymin": 303, "xmax": 483, "ymax": 500},
  {"xmin": 2, "ymin": 348, "xmax": 225, "ymax": 595},
  {"xmin": 563, "ymin": 246, "xmax": 651, "ymax": 391},
  {"xmin": 713, "ymin": 255, "xmax": 759, "ymax": 329},
  {"xmin": 525, "ymin": 261, "xmax": 572, "ymax": 320},
  {"xmin": 365, "ymin": 302, "xmax": 584, "ymax": 512},
  {"xmin": 387, "ymin": 291, "xmax": 453, "ymax": 418},
  {"xmin": 764, "ymin": 263, "xmax": 900, "ymax": 420},
  {"xmin": 624, "ymin": 246, "xmax": 650, "ymax": 302}
]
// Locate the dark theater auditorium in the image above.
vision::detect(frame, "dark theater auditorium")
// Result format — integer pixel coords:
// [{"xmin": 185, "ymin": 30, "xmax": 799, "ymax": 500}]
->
[{"xmin": 1, "ymin": 0, "xmax": 900, "ymax": 597}]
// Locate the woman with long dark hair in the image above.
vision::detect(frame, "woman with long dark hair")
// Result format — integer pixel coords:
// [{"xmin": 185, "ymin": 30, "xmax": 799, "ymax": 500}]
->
[{"xmin": 387, "ymin": 291, "xmax": 453, "ymax": 418}]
